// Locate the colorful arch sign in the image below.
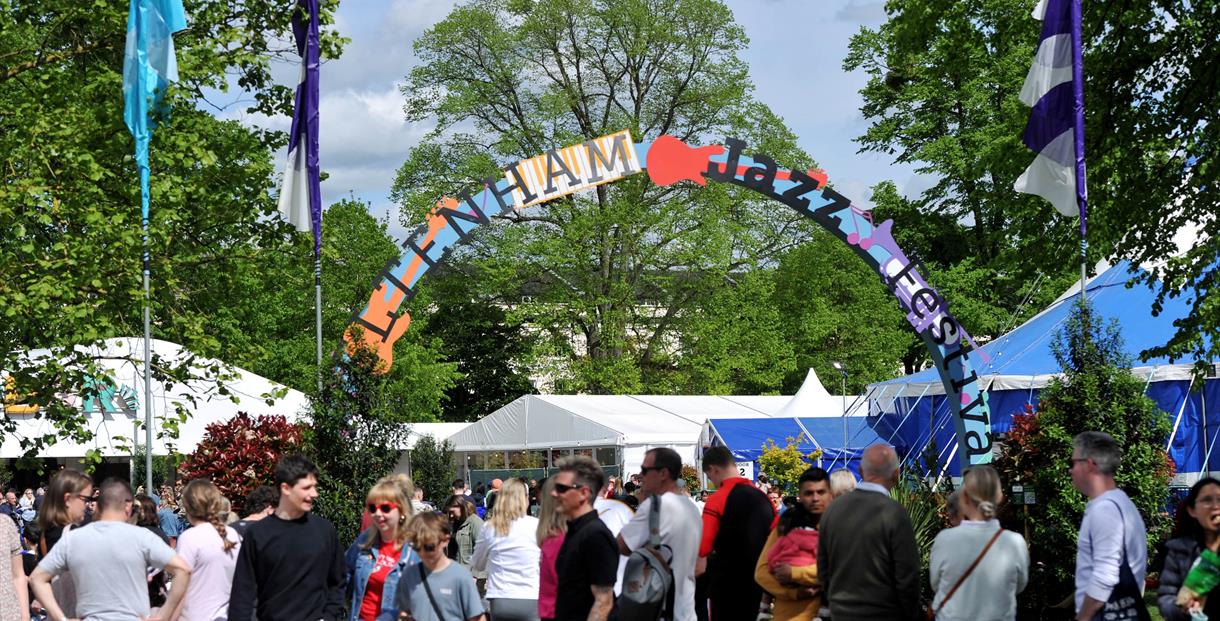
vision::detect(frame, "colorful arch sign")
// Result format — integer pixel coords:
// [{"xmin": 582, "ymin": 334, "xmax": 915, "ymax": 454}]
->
[{"xmin": 345, "ymin": 131, "xmax": 994, "ymax": 467}]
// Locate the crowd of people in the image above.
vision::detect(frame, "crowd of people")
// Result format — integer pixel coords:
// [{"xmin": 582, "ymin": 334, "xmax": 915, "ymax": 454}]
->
[{"xmin": 0, "ymin": 429, "xmax": 1208, "ymax": 620}]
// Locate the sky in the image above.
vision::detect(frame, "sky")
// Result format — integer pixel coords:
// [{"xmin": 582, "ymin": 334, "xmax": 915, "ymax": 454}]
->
[{"xmin": 213, "ymin": 0, "xmax": 931, "ymax": 241}]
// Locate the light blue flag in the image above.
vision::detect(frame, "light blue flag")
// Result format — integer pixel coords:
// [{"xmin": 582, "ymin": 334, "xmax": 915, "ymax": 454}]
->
[{"xmin": 123, "ymin": 0, "xmax": 187, "ymax": 222}]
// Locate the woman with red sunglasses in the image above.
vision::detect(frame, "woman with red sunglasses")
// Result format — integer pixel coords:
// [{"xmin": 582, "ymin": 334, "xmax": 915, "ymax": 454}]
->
[{"xmin": 348, "ymin": 476, "xmax": 421, "ymax": 621}]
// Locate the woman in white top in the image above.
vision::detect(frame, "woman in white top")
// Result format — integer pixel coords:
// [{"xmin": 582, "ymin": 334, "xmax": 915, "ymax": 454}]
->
[
  {"xmin": 471, "ymin": 478, "xmax": 540, "ymax": 621},
  {"xmin": 929, "ymin": 465, "xmax": 1028, "ymax": 621},
  {"xmin": 169, "ymin": 480, "xmax": 241, "ymax": 621}
]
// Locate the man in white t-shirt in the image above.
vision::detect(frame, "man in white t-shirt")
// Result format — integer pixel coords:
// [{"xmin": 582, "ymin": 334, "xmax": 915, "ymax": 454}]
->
[
  {"xmin": 594, "ymin": 479, "xmax": 634, "ymax": 594},
  {"xmin": 31, "ymin": 478, "xmax": 192, "ymax": 621},
  {"xmin": 617, "ymin": 447, "xmax": 703, "ymax": 621},
  {"xmin": 1071, "ymin": 430, "xmax": 1148, "ymax": 621}
]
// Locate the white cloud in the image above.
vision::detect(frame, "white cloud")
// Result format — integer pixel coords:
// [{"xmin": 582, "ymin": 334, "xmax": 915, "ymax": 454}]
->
[{"xmin": 834, "ymin": 1, "xmax": 887, "ymax": 23}]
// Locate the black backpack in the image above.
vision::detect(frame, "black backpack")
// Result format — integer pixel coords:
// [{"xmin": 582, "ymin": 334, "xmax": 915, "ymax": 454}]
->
[{"xmin": 617, "ymin": 495, "xmax": 676, "ymax": 620}]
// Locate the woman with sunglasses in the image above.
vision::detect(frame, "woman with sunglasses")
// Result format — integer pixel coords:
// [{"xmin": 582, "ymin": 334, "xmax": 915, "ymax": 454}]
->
[
  {"xmin": 34, "ymin": 469, "xmax": 92, "ymax": 618},
  {"xmin": 349, "ymin": 476, "xmax": 420, "ymax": 621},
  {"xmin": 471, "ymin": 478, "xmax": 541, "ymax": 621}
]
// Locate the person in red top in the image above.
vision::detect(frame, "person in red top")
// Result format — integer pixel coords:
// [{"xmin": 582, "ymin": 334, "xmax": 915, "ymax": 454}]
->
[
  {"xmin": 698, "ymin": 446, "xmax": 776, "ymax": 621},
  {"xmin": 346, "ymin": 476, "xmax": 421, "ymax": 621}
]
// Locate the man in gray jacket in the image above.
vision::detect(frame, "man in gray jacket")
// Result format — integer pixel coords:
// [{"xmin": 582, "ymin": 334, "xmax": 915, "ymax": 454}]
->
[{"xmin": 817, "ymin": 444, "xmax": 920, "ymax": 621}]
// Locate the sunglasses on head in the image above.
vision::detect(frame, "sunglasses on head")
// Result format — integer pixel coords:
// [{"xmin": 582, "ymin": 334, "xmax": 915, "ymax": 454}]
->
[
  {"xmin": 554, "ymin": 482, "xmax": 585, "ymax": 494},
  {"xmin": 367, "ymin": 502, "xmax": 398, "ymax": 514}
]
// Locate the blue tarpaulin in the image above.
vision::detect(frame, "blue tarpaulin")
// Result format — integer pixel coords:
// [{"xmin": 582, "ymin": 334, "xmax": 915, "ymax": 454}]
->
[
  {"xmin": 868, "ymin": 261, "xmax": 1218, "ymax": 482},
  {"xmin": 705, "ymin": 416, "xmax": 894, "ymax": 478}
]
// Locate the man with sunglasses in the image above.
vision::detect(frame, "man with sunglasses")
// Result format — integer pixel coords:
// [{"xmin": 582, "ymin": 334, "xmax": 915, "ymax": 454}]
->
[
  {"xmin": 230, "ymin": 454, "xmax": 347, "ymax": 621},
  {"xmin": 617, "ymin": 448, "xmax": 703, "ymax": 621},
  {"xmin": 553, "ymin": 456, "xmax": 619, "ymax": 621}
]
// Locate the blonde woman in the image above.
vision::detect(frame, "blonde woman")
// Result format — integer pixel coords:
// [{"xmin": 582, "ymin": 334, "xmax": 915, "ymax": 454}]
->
[
  {"xmin": 348, "ymin": 476, "xmax": 420, "ymax": 621},
  {"xmin": 535, "ymin": 478, "xmax": 567, "ymax": 621},
  {"xmin": 172, "ymin": 480, "xmax": 241, "ymax": 621},
  {"xmin": 929, "ymin": 465, "xmax": 1028, "ymax": 621},
  {"xmin": 471, "ymin": 478, "xmax": 540, "ymax": 621}
]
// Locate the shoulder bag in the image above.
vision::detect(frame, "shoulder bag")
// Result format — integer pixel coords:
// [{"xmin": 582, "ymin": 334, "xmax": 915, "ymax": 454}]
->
[
  {"xmin": 418, "ymin": 563, "xmax": 447, "ymax": 621},
  {"xmin": 926, "ymin": 527, "xmax": 1004, "ymax": 621},
  {"xmin": 1093, "ymin": 499, "xmax": 1151, "ymax": 621}
]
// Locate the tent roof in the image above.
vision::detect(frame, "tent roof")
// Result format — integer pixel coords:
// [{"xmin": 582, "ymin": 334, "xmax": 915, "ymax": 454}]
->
[
  {"xmin": 447, "ymin": 394, "xmax": 808, "ymax": 453},
  {"xmin": 705, "ymin": 415, "xmax": 890, "ymax": 466},
  {"xmin": 402, "ymin": 423, "xmax": 471, "ymax": 450},
  {"xmin": 2, "ymin": 338, "xmax": 308, "ymax": 459},
  {"xmin": 870, "ymin": 261, "xmax": 1208, "ymax": 398}
]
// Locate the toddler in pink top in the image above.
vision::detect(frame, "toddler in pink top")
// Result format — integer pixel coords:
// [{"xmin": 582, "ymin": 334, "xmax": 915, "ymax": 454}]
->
[{"xmin": 766, "ymin": 526, "xmax": 819, "ymax": 572}]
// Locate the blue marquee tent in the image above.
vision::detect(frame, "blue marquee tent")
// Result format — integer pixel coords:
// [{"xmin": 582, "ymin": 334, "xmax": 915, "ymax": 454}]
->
[
  {"xmin": 868, "ymin": 261, "xmax": 1218, "ymax": 483},
  {"xmin": 702, "ymin": 415, "xmax": 890, "ymax": 478}
]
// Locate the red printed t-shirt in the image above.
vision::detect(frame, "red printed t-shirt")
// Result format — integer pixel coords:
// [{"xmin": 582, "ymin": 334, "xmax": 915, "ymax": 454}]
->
[{"xmin": 359, "ymin": 541, "xmax": 403, "ymax": 621}]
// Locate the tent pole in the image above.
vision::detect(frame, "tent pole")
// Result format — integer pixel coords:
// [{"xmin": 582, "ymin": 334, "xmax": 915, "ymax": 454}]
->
[
  {"xmin": 1166, "ymin": 375, "xmax": 1195, "ymax": 448},
  {"xmin": 1204, "ymin": 388, "xmax": 1210, "ymax": 475}
]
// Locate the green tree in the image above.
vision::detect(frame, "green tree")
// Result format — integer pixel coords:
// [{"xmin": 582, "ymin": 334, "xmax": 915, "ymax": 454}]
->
[
  {"xmin": 420, "ymin": 274, "xmax": 537, "ymax": 422},
  {"xmin": 769, "ymin": 232, "xmax": 911, "ymax": 390},
  {"xmin": 306, "ymin": 336, "xmax": 423, "ymax": 544},
  {"xmin": 993, "ymin": 301, "xmax": 1173, "ymax": 615},
  {"xmin": 0, "ymin": 0, "xmax": 345, "ymax": 457},
  {"xmin": 393, "ymin": 0, "xmax": 818, "ymax": 394},
  {"xmin": 847, "ymin": 0, "xmax": 1220, "ymax": 365},
  {"xmin": 673, "ymin": 272, "xmax": 796, "ymax": 394},
  {"xmin": 758, "ymin": 437, "xmax": 821, "ymax": 495},
  {"xmin": 409, "ymin": 434, "xmax": 456, "ymax": 507}
]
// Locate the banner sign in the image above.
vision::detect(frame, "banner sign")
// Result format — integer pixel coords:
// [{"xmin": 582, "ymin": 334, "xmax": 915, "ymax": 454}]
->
[{"xmin": 345, "ymin": 131, "xmax": 994, "ymax": 467}]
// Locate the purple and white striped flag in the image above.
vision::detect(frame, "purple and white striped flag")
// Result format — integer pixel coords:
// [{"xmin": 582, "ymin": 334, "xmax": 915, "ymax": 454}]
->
[
  {"xmin": 277, "ymin": 0, "xmax": 322, "ymax": 256},
  {"xmin": 1014, "ymin": 0, "xmax": 1087, "ymax": 229}
]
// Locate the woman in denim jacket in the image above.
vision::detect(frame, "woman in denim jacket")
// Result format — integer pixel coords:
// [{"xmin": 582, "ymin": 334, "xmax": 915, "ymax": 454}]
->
[{"xmin": 347, "ymin": 475, "xmax": 421, "ymax": 621}]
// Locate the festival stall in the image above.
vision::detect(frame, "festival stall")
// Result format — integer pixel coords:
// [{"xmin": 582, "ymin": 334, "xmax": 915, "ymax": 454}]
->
[{"xmin": 868, "ymin": 262, "xmax": 1219, "ymax": 484}]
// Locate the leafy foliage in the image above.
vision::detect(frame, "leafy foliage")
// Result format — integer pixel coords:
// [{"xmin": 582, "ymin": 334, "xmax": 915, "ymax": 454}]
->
[
  {"xmin": 394, "ymin": 0, "xmax": 819, "ymax": 394},
  {"xmin": 891, "ymin": 471, "xmax": 950, "ymax": 608},
  {"xmin": 409, "ymin": 434, "xmax": 456, "ymax": 507},
  {"xmin": 758, "ymin": 437, "xmax": 822, "ymax": 495},
  {"xmin": 179, "ymin": 412, "xmax": 303, "ymax": 501},
  {"xmin": 305, "ymin": 337, "xmax": 424, "ymax": 544},
  {"xmin": 420, "ymin": 275, "xmax": 537, "ymax": 422},
  {"xmin": 993, "ymin": 301, "xmax": 1173, "ymax": 615},
  {"xmin": 680, "ymin": 464, "xmax": 702, "ymax": 495},
  {"xmin": 0, "ymin": 0, "xmax": 346, "ymax": 455},
  {"xmin": 848, "ymin": 0, "xmax": 1220, "ymax": 366}
]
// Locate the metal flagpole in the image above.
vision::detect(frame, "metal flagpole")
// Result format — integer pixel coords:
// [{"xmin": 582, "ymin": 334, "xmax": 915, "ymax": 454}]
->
[
  {"xmin": 1071, "ymin": 0, "xmax": 1089, "ymax": 307},
  {"xmin": 316, "ymin": 253, "xmax": 322, "ymax": 392},
  {"xmin": 143, "ymin": 172, "xmax": 153, "ymax": 494}
]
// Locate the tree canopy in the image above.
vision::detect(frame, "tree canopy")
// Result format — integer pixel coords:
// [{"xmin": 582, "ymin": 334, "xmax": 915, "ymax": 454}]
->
[
  {"xmin": 847, "ymin": 0, "xmax": 1220, "ymax": 365},
  {"xmin": 393, "ymin": 0, "xmax": 917, "ymax": 394}
]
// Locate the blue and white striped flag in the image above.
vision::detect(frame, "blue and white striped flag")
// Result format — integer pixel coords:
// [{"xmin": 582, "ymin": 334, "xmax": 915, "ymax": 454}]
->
[
  {"xmin": 1014, "ymin": 0, "xmax": 1088, "ymax": 227},
  {"xmin": 277, "ymin": 0, "xmax": 322, "ymax": 257}
]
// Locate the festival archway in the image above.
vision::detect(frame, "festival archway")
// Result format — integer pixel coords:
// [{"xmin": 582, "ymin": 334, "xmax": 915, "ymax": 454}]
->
[{"xmin": 344, "ymin": 131, "xmax": 993, "ymax": 468}]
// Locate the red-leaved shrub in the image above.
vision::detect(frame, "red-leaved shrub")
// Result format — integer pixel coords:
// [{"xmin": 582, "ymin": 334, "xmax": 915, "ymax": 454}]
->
[{"xmin": 179, "ymin": 412, "xmax": 303, "ymax": 501}]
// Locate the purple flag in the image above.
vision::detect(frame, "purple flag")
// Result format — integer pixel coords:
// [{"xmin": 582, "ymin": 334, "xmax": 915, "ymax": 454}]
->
[
  {"xmin": 277, "ymin": 0, "xmax": 322, "ymax": 257},
  {"xmin": 1014, "ymin": 0, "xmax": 1088, "ymax": 237}
]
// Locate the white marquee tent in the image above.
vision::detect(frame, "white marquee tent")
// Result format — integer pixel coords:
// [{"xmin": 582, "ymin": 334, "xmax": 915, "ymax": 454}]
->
[
  {"xmin": 447, "ymin": 370, "xmax": 862, "ymax": 477},
  {"xmin": 1, "ymin": 338, "xmax": 308, "ymax": 463}
]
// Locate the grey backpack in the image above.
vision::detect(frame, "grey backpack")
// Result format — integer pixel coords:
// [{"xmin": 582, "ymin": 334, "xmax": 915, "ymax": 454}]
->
[{"xmin": 617, "ymin": 495, "xmax": 675, "ymax": 620}]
